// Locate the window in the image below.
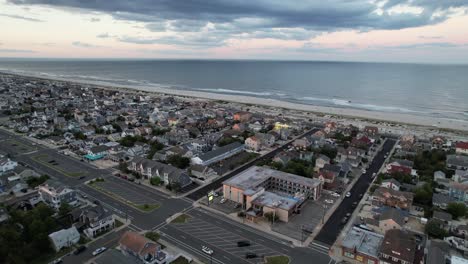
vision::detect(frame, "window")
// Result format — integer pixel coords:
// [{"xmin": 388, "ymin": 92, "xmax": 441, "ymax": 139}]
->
[
  {"xmin": 367, "ymin": 260, "xmax": 375, "ymax": 264},
  {"xmin": 344, "ymin": 252, "xmax": 355, "ymax": 259}
]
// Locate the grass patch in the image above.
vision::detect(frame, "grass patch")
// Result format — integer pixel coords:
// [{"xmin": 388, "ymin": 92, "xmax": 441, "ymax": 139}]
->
[
  {"xmin": 265, "ymin": 256, "xmax": 290, "ymax": 264},
  {"xmin": 171, "ymin": 214, "xmax": 191, "ymax": 224},
  {"xmin": 115, "ymin": 219, "xmax": 124, "ymax": 228},
  {"xmin": 145, "ymin": 231, "xmax": 160, "ymax": 242},
  {"xmin": 87, "ymin": 182, "xmax": 160, "ymax": 213},
  {"xmin": 32, "ymin": 154, "xmax": 85, "ymax": 178},
  {"xmin": 170, "ymin": 256, "xmax": 190, "ymax": 264}
]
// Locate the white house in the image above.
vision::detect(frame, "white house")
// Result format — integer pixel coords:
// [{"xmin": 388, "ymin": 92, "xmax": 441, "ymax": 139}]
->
[
  {"xmin": 0, "ymin": 157, "xmax": 18, "ymax": 175},
  {"xmin": 381, "ymin": 179, "xmax": 401, "ymax": 191},
  {"xmin": 38, "ymin": 180, "xmax": 78, "ymax": 210},
  {"xmin": 49, "ymin": 226, "xmax": 80, "ymax": 252}
]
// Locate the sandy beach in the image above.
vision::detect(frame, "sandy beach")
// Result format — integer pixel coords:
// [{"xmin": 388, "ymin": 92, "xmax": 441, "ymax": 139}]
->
[{"xmin": 2, "ymin": 70, "xmax": 468, "ymax": 134}]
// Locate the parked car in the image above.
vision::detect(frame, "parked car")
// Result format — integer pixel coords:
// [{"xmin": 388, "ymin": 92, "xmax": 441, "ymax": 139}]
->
[
  {"xmin": 345, "ymin": 192, "xmax": 351, "ymax": 198},
  {"xmin": 79, "ymin": 176, "xmax": 86, "ymax": 180},
  {"xmin": 324, "ymin": 199, "xmax": 334, "ymax": 204},
  {"xmin": 345, "ymin": 213, "xmax": 351, "ymax": 217},
  {"xmin": 237, "ymin": 241, "xmax": 251, "ymax": 247},
  {"xmin": 330, "ymin": 192, "xmax": 340, "ymax": 198},
  {"xmin": 73, "ymin": 245, "xmax": 86, "ymax": 255},
  {"xmin": 220, "ymin": 198, "xmax": 226, "ymax": 204},
  {"xmin": 245, "ymin": 252, "xmax": 257, "ymax": 259},
  {"xmin": 341, "ymin": 217, "xmax": 348, "ymax": 225},
  {"xmin": 202, "ymin": 246, "xmax": 213, "ymax": 255},
  {"xmin": 92, "ymin": 247, "xmax": 107, "ymax": 256}
]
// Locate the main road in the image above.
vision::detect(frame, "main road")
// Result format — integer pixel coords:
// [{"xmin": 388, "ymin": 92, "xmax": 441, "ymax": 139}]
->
[{"xmin": 314, "ymin": 138, "xmax": 397, "ymax": 246}]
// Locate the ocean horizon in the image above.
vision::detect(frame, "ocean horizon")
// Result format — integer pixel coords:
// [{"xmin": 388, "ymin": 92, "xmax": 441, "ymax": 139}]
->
[{"xmin": 0, "ymin": 58, "xmax": 467, "ymax": 123}]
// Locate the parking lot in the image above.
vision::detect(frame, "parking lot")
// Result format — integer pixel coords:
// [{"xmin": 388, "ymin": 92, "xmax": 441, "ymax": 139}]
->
[
  {"xmin": 92, "ymin": 178, "xmax": 162, "ymax": 207},
  {"xmin": 272, "ymin": 193, "xmax": 340, "ymax": 241},
  {"xmin": 30, "ymin": 153, "xmax": 88, "ymax": 177},
  {"xmin": 0, "ymin": 138, "xmax": 37, "ymax": 155},
  {"xmin": 163, "ymin": 213, "xmax": 284, "ymax": 263}
]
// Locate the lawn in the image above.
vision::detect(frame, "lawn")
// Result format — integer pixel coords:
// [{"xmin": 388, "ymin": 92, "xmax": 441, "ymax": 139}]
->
[
  {"xmin": 32, "ymin": 154, "xmax": 85, "ymax": 177},
  {"xmin": 88, "ymin": 182, "xmax": 160, "ymax": 213},
  {"xmin": 265, "ymin": 256, "xmax": 290, "ymax": 264},
  {"xmin": 170, "ymin": 256, "xmax": 190, "ymax": 264},
  {"xmin": 171, "ymin": 214, "xmax": 191, "ymax": 224}
]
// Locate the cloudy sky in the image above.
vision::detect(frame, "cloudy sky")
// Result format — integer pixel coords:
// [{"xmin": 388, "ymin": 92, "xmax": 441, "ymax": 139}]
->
[{"xmin": 1, "ymin": 0, "xmax": 468, "ymax": 63}]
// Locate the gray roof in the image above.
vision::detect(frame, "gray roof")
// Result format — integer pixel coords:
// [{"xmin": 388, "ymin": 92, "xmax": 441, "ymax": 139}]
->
[
  {"xmin": 433, "ymin": 193, "xmax": 455, "ymax": 205},
  {"xmin": 341, "ymin": 228, "xmax": 384, "ymax": 258},
  {"xmin": 132, "ymin": 156, "xmax": 191, "ymax": 187},
  {"xmin": 380, "ymin": 207, "xmax": 405, "ymax": 226},
  {"xmin": 198, "ymin": 141, "xmax": 243, "ymax": 162},
  {"xmin": 223, "ymin": 166, "xmax": 321, "ymax": 192},
  {"xmin": 433, "ymin": 211, "xmax": 452, "ymax": 222},
  {"xmin": 426, "ymin": 240, "xmax": 450, "ymax": 264},
  {"xmin": 94, "ymin": 249, "xmax": 138, "ymax": 264},
  {"xmin": 447, "ymin": 155, "xmax": 468, "ymax": 168}
]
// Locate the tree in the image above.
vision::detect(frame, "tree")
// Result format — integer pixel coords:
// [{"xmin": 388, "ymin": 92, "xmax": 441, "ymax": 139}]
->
[
  {"xmin": 118, "ymin": 161, "xmax": 129, "ymax": 173},
  {"xmin": 150, "ymin": 177, "xmax": 162, "ymax": 186},
  {"xmin": 414, "ymin": 183, "xmax": 433, "ymax": 205},
  {"xmin": 26, "ymin": 174, "xmax": 50, "ymax": 188},
  {"xmin": 58, "ymin": 202, "xmax": 71, "ymax": 217},
  {"xmin": 447, "ymin": 202, "xmax": 467, "ymax": 219},
  {"xmin": 147, "ymin": 141, "xmax": 165, "ymax": 159},
  {"xmin": 145, "ymin": 232, "xmax": 160, "ymax": 242},
  {"xmin": 425, "ymin": 219, "xmax": 448, "ymax": 239},
  {"xmin": 167, "ymin": 155, "xmax": 190, "ymax": 169},
  {"xmin": 74, "ymin": 131, "xmax": 86, "ymax": 140}
]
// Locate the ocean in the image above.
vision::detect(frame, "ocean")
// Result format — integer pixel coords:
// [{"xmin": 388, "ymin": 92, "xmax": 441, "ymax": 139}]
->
[{"xmin": 0, "ymin": 59, "xmax": 467, "ymax": 122}]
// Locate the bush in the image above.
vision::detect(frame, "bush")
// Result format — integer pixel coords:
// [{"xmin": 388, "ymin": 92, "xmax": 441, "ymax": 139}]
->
[
  {"xmin": 150, "ymin": 177, "xmax": 161, "ymax": 186},
  {"xmin": 145, "ymin": 232, "xmax": 160, "ymax": 242},
  {"xmin": 26, "ymin": 174, "xmax": 50, "ymax": 188},
  {"xmin": 425, "ymin": 219, "xmax": 448, "ymax": 239},
  {"xmin": 447, "ymin": 202, "xmax": 467, "ymax": 219}
]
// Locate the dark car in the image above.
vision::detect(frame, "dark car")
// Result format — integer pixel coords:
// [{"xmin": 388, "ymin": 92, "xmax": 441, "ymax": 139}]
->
[
  {"xmin": 93, "ymin": 200, "xmax": 100, "ymax": 205},
  {"xmin": 79, "ymin": 176, "xmax": 86, "ymax": 180},
  {"xmin": 237, "ymin": 241, "xmax": 251, "ymax": 247},
  {"xmin": 341, "ymin": 217, "xmax": 348, "ymax": 225},
  {"xmin": 73, "ymin": 245, "xmax": 86, "ymax": 255},
  {"xmin": 245, "ymin": 253, "xmax": 257, "ymax": 259}
]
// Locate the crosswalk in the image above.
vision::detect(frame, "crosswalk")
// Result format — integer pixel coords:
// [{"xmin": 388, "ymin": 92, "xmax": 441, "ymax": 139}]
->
[{"xmin": 308, "ymin": 242, "xmax": 330, "ymax": 255}]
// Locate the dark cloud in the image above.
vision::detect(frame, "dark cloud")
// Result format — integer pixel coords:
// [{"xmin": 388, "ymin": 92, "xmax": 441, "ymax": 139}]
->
[
  {"xmin": 72, "ymin": 41, "xmax": 101, "ymax": 48},
  {"xmin": 0, "ymin": 48, "xmax": 36, "ymax": 53},
  {"xmin": 7, "ymin": 0, "xmax": 468, "ymax": 47},
  {"xmin": 0, "ymin": 12, "xmax": 44, "ymax": 22},
  {"xmin": 96, "ymin": 33, "xmax": 111, "ymax": 38}
]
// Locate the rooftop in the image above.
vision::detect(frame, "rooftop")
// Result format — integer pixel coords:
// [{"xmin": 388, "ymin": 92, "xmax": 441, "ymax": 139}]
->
[
  {"xmin": 223, "ymin": 166, "xmax": 321, "ymax": 192},
  {"xmin": 341, "ymin": 227, "xmax": 384, "ymax": 258},
  {"xmin": 251, "ymin": 191, "xmax": 300, "ymax": 211}
]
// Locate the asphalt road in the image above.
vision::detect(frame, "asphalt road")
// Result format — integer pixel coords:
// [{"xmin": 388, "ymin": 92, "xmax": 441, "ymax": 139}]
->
[
  {"xmin": 314, "ymin": 139, "xmax": 396, "ymax": 246},
  {"xmin": 186, "ymin": 128, "xmax": 320, "ymax": 201},
  {"xmin": 160, "ymin": 207, "xmax": 335, "ymax": 264}
]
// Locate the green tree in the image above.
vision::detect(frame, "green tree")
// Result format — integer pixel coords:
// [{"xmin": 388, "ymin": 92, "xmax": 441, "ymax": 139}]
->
[
  {"xmin": 58, "ymin": 202, "xmax": 72, "ymax": 217},
  {"xmin": 26, "ymin": 174, "xmax": 50, "ymax": 188},
  {"xmin": 447, "ymin": 202, "xmax": 467, "ymax": 219},
  {"xmin": 167, "ymin": 155, "xmax": 190, "ymax": 169},
  {"xmin": 414, "ymin": 183, "xmax": 433, "ymax": 205},
  {"xmin": 150, "ymin": 177, "xmax": 162, "ymax": 186},
  {"xmin": 145, "ymin": 231, "xmax": 160, "ymax": 242},
  {"xmin": 425, "ymin": 219, "xmax": 448, "ymax": 239}
]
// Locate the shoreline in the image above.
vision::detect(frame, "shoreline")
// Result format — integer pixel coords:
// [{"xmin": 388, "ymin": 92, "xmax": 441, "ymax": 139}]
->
[{"xmin": 1, "ymin": 70, "xmax": 468, "ymax": 133}]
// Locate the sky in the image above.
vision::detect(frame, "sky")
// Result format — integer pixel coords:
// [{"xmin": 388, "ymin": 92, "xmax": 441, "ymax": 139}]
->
[{"xmin": 1, "ymin": 0, "xmax": 468, "ymax": 63}]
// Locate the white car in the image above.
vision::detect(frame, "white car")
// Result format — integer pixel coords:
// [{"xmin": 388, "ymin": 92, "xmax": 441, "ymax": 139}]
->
[
  {"xmin": 92, "ymin": 247, "xmax": 106, "ymax": 256},
  {"xmin": 220, "ymin": 198, "xmax": 226, "ymax": 204},
  {"xmin": 330, "ymin": 192, "xmax": 340, "ymax": 198},
  {"xmin": 324, "ymin": 199, "xmax": 334, "ymax": 204},
  {"xmin": 345, "ymin": 192, "xmax": 351, "ymax": 198},
  {"xmin": 202, "ymin": 246, "xmax": 213, "ymax": 255}
]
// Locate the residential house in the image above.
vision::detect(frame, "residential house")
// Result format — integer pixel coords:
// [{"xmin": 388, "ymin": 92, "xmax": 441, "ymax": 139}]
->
[
  {"xmin": 80, "ymin": 205, "xmax": 115, "ymax": 239},
  {"xmin": 38, "ymin": 180, "xmax": 78, "ymax": 209},
  {"xmin": 49, "ymin": 226, "xmax": 80, "ymax": 252},
  {"xmin": 372, "ymin": 187, "xmax": 414, "ymax": 210},
  {"xmin": 433, "ymin": 211, "xmax": 453, "ymax": 230},
  {"xmin": 447, "ymin": 155, "xmax": 468, "ymax": 170},
  {"xmin": 315, "ymin": 154, "xmax": 330, "ymax": 170},
  {"xmin": 456, "ymin": 142, "xmax": 468, "ymax": 155},
  {"xmin": 432, "ymin": 193, "xmax": 455, "ymax": 210},
  {"xmin": 376, "ymin": 207, "xmax": 406, "ymax": 234},
  {"xmin": 381, "ymin": 179, "xmax": 402, "ymax": 191},
  {"xmin": 233, "ymin": 111, "xmax": 252, "ymax": 122},
  {"xmin": 191, "ymin": 142, "xmax": 244, "ymax": 166},
  {"xmin": 293, "ymin": 137, "xmax": 310, "ymax": 150},
  {"xmin": 119, "ymin": 231, "xmax": 168, "ymax": 264},
  {"xmin": 379, "ymin": 229, "xmax": 420, "ymax": 264},
  {"xmin": 189, "ymin": 164, "xmax": 217, "ymax": 180},
  {"xmin": 0, "ymin": 157, "xmax": 18, "ymax": 175},
  {"xmin": 449, "ymin": 182, "xmax": 468, "ymax": 203},
  {"xmin": 425, "ymin": 240, "xmax": 450, "ymax": 264},
  {"xmin": 341, "ymin": 228, "xmax": 383, "ymax": 264},
  {"xmin": 85, "ymin": 145, "xmax": 110, "ymax": 161},
  {"xmin": 454, "ymin": 169, "xmax": 468, "ymax": 183},
  {"xmin": 245, "ymin": 136, "xmax": 261, "ymax": 151},
  {"xmin": 130, "ymin": 157, "xmax": 192, "ymax": 188},
  {"xmin": 364, "ymin": 126, "xmax": 379, "ymax": 137}
]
